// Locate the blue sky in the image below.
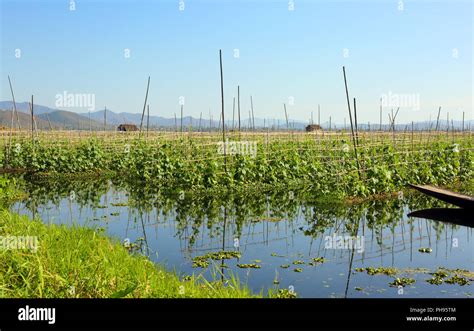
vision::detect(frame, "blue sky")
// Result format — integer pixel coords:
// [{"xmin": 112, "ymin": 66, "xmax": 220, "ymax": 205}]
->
[{"xmin": 1, "ymin": 0, "xmax": 472, "ymax": 124}]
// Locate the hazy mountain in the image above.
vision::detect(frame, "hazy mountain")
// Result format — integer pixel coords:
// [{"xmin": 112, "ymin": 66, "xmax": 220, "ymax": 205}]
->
[
  {"xmin": 1, "ymin": 101, "xmax": 472, "ymax": 131},
  {"xmin": 0, "ymin": 109, "xmax": 52, "ymax": 129},
  {"xmin": 37, "ymin": 111, "xmax": 107, "ymax": 130},
  {"xmin": 0, "ymin": 101, "xmax": 60, "ymax": 115}
]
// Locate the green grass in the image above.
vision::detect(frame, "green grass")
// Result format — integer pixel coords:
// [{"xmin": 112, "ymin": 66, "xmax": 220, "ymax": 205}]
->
[{"xmin": 0, "ymin": 210, "xmax": 263, "ymax": 298}]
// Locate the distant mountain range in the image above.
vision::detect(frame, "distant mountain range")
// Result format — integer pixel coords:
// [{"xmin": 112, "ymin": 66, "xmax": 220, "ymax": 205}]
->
[{"xmin": 0, "ymin": 101, "xmax": 472, "ymax": 131}]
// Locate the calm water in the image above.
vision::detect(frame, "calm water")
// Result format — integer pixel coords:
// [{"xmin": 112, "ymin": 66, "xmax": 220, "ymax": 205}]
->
[{"xmin": 12, "ymin": 178, "xmax": 473, "ymax": 298}]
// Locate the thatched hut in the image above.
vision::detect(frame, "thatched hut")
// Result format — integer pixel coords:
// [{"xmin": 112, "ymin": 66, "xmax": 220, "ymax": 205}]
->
[
  {"xmin": 305, "ymin": 124, "xmax": 322, "ymax": 132},
  {"xmin": 117, "ymin": 124, "xmax": 138, "ymax": 132}
]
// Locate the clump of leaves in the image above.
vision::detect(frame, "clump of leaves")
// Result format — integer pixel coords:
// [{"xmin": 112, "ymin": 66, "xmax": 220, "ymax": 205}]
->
[
  {"xmin": 280, "ymin": 264, "xmax": 290, "ymax": 269},
  {"xmin": 357, "ymin": 266, "xmax": 398, "ymax": 276},
  {"xmin": 293, "ymin": 268, "xmax": 303, "ymax": 273},
  {"xmin": 292, "ymin": 260, "xmax": 305, "ymax": 265},
  {"xmin": 237, "ymin": 263, "xmax": 261, "ymax": 269},
  {"xmin": 111, "ymin": 202, "xmax": 128, "ymax": 207},
  {"xmin": 426, "ymin": 269, "xmax": 449, "ymax": 285},
  {"xmin": 308, "ymin": 257, "xmax": 325, "ymax": 266},
  {"xmin": 418, "ymin": 247, "xmax": 432, "ymax": 253},
  {"xmin": 354, "ymin": 287, "xmax": 363, "ymax": 291},
  {"xmin": 192, "ymin": 256, "xmax": 209, "ymax": 268},
  {"xmin": 275, "ymin": 289, "xmax": 297, "ymax": 299},
  {"xmin": 444, "ymin": 275, "xmax": 470, "ymax": 286},
  {"xmin": 389, "ymin": 277, "xmax": 416, "ymax": 287},
  {"xmin": 192, "ymin": 250, "xmax": 241, "ymax": 268}
]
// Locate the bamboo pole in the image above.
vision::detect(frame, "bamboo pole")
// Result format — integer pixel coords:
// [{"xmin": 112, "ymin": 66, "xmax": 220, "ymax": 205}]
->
[
  {"xmin": 250, "ymin": 95, "xmax": 255, "ymax": 131},
  {"xmin": 342, "ymin": 66, "xmax": 360, "ymax": 178},
  {"xmin": 237, "ymin": 85, "xmax": 241, "ymax": 133},
  {"xmin": 284, "ymin": 103, "xmax": 289, "ymax": 130},
  {"xmin": 146, "ymin": 105, "xmax": 150, "ymax": 138},
  {"xmin": 7, "ymin": 75, "xmax": 21, "ymax": 131},
  {"xmin": 29, "ymin": 95, "xmax": 34, "ymax": 144},
  {"xmin": 435, "ymin": 106, "xmax": 441, "ymax": 132},
  {"xmin": 139, "ymin": 76, "xmax": 151, "ymax": 138},
  {"xmin": 219, "ymin": 49, "xmax": 227, "ymax": 172}
]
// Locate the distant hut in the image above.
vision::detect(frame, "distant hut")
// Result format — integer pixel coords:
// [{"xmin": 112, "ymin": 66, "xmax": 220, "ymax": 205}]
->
[
  {"xmin": 305, "ymin": 124, "xmax": 322, "ymax": 132},
  {"xmin": 117, "ymin": 124, "xmax": 138, "ymax": 132}
]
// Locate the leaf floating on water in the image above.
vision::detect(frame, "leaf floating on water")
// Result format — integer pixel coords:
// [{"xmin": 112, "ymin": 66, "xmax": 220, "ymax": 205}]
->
[
  {"xmin": 237, "ymin": 263, "xmax": 261, "ymax": 269},
  {"xmin": 292, "ymin": 260, "xmax": 305, "ymax": 265},
  {"xmin": 418, "ymin": 247, "xmax": 432, "ymax": 253},
  {"xmin": 308, "ymin": 257, "xmax": 325, "ymax": 266},
  {"xmin": 356, "ymin": 267, "xmax": 398, "ymax": 276},
  {"xmin": 293, "ymin": 268, "xmax": 303, "ymax": 273},
  {"xmin": 389, "ymin": 277, "xmax": 416, "ymax": 287},
  {"xmin": 111, "ymin": 202, "xmax": 128, "ymax": 207},
  {"xmin": 271, "ymin": 253, "xmax": 285, "ymax": 257},
  {"xmin": 191, "ymin": 250, "xmax": 241, "ymax": 268},
  {"xmin": 275, "ymin": 289, "xmax": 297, "ymax": 299},
  {"xmin": 280, "ymin": 264, "xmax": 290, "ymax": 269},
  {"xmin": 444, "ymin": 275, "xmax": 470, "ymax": 286}
]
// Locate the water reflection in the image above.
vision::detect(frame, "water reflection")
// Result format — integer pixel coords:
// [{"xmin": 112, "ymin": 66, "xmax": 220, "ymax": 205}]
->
[{"xmin": 12, "ymin": 176, "xmax": 474, "ymax": 298}]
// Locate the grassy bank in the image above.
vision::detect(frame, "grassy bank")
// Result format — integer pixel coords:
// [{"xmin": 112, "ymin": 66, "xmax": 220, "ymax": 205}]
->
[{"xmin": 0, "ymin": 210, "xmax": 265, "ymax": 298}]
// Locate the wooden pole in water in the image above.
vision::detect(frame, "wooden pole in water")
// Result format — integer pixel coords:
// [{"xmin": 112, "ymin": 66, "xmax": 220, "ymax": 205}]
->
[
  {"xmin": 7, "ymin": 75, "xmax": 21, "ymax": 131},
  {"xmin": 232, "ymin": 97, "xmax": 235, "ymax": 131},
  {"xmin": 139, "ymin": 76, "xmax": 151, "ymax": 138},
  {"xmin": 30, "ymin": 95, "xmax": 34, "ymax": 144},
  {"xmin": 180, "ymin": 104, "xmax": 183, "ymax": 134},
  {"xmin": 250, "ymin": 95, "xmax": 255, "ymax": 131},
  {"xmin": 353, "ymin": 98, "xmax": 359, "ymax": 145},
  {"xmin": 199, "ymin": 112, "xmax": 202, "ymax": 132},
  {"xmin": 379, "ymin": 98, "xmax": 382, "ymax": 131},
  {"xmin": 174, "ymin": 113, "xmax": 177, "ymax": 132},
  {"xmin": 342, "ymin": 66, "xmax": 360, "ymax": 178},
  {"xmin": 318, "ymin": 104, "xmax": 320, "ymax": 127},
  {"xmin": 237, "ymin": 85, "xmax": 241, "ymax": 133},
  {"xmin": 219, "ymin": 49, "xmax": 227, "ymax": 172},
  {"xmin": 209, "ymin": 110, "xmax": 213, "ymax": 132},
  {"xmin": 146, "ymin": 105, "xmax": 150, "ymax": 138},
  {"xmin": 435, "ymin": 106, "xmax": 441, "ymax": 132}
]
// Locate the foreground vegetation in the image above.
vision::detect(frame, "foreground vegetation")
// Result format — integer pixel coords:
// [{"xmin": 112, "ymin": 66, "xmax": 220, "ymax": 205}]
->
[
  {"xmin": 2, "ymin": 131, "xmax": 473, "ymax": 197},
  {"xmin": 0, "ymin": 210, "xmax": 267, "ymax": 298}
]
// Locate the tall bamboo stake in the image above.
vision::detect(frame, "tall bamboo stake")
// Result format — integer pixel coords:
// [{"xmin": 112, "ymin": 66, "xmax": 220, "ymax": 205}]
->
[
  {"xmin": 7, "ymin": 75, "xmax": 21, "ymax": 130},
  {"xmin": 250, "ymin": 95, "xmax": 255, "ymax": 131},
  {"xmin": 139, "ymin": 76, "xmax": 151, "ymax": 138},
  {"xmin": 219, "ymin": 50, "xmax": 227, "ymax": 172},
  {"xmin": 199, "ymin": 112, "xmax": 202, "ymax": 132},
  {"xmin": 237, "ymin": 85, "xmax": 241, "ymax": 133},
  {"xmin": 232, "ymin": 97, "xmax": 235, "ymax": 131},
  {"xmin": 180, "ymin": 104, "xmax": 183, "ymax": 134},
  {"xmin": 342, "ymin": 66, "xmax": 360, "ymax": 178},
  {"xmin": 146, "ymin": 105, "xmax": 150, "ymax": 137},
  {"xmin": 435, "ymin": 106, "xmax": 441, "ymax": 132},
  {"xmin": 30, "ymin": 95, "xmax": 34, "ymax": 144}
]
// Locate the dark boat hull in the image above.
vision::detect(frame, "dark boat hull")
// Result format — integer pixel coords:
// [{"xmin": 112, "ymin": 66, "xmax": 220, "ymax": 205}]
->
[
  {"xmin": 408, "ymin": 208, "xmax": 473, "ymax": 228},
  {"xmin": 409, "ymin": 184, "xmax": 474, "ymax": 209}
]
